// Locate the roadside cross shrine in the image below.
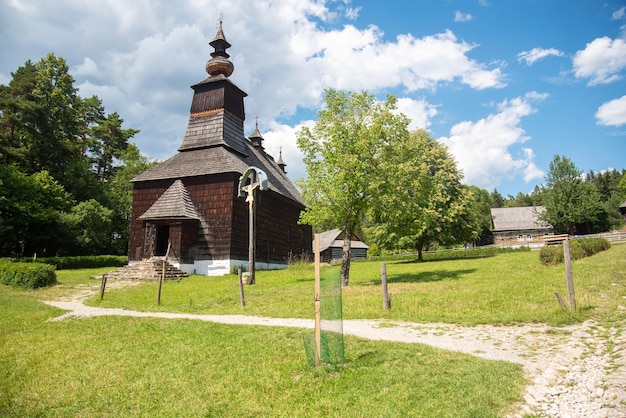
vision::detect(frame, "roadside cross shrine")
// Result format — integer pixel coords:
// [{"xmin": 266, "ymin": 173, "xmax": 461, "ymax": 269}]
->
[{"xmin": 238, "ymin": 167, "xmax": 268, "ymax": 285}]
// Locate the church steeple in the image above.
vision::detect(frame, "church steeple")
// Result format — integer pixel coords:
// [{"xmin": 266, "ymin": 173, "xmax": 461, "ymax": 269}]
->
[
  {"xmin": 178, "ymin": 21, "xmax": 248, "ymax": 154},
  {"xmin": 205, "ymin": 20, "xmax": 234, "ymax": 77}
]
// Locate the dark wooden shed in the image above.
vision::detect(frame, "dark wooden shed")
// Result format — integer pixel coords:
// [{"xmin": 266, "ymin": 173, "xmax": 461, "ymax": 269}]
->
[{"xmin": 128, "ymin": 22, "xmax": 312, "ymax": 275}]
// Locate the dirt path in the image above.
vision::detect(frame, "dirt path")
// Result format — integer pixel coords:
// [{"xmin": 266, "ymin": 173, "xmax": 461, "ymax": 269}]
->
[{"xmin": 43, "ymin": 282, "xmax": 626, "ymax": 417}]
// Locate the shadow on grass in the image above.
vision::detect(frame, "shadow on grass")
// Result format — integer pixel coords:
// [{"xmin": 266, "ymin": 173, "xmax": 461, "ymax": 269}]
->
[{"xmin": 359, "ymin": 268, "xmax": 477, "ymax": 285}]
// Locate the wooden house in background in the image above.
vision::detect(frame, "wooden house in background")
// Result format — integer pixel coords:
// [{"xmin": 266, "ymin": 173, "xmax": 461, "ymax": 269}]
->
[
  {"xmin": 491, "ymin": 206, "xmax": 553, "ymax": 248},
  {"xmin": 318, "ymin": 229, "xmax": 369, "ymax": 263},
  {"xmin": 128, "ymin": 23, "xmax": 312, "ymax": 275}
]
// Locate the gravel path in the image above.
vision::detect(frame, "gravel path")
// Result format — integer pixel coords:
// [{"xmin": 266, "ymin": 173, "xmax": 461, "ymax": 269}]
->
[{"xmin": 43, "ymin": 282, "xmax": 626, "ymax": 418}]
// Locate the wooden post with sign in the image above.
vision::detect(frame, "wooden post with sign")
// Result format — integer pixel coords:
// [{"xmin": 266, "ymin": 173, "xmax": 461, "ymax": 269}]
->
[{"xmin": 314, "ymin": 234, "xmax": 321, "ymax": 367}]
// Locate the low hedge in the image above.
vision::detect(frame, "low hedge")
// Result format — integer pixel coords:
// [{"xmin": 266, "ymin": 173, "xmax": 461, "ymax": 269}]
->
[
  {"xmin": 539, "ymin": 238, "xmax": 611, "ymax": 265},
  {"xmin": 16, "ymin": 255, "xmax": 127, "ymax": 270},
  {"xmin": 0, "ymin": 260, "xmax": 57, "ymax": 289}
]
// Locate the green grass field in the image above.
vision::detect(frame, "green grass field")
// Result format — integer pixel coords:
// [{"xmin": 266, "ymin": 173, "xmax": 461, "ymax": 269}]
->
[
  {"xmin": 1, "ymin": 244, "xmax": 624, "ymax": 417},
  {"xmin": 92, "ymin": 244, "xmax": 625, "ymax": 326}
]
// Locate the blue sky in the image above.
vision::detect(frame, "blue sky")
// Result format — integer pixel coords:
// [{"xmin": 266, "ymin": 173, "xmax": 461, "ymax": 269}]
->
[{"xmin": 1, "ymin": 0, "xmax": 625, "ymax": 197}]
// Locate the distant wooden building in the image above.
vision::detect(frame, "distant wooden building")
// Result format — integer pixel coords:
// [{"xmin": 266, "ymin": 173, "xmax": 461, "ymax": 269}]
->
[
  {"xmin": 491, "ymin": 206, "xmax": 553, "ymax": 248},
  {"xmin": 318, "ymin": 229, "xmax": 369, "ymax": 263},
  {"xmin": 620, "ymin": 200, "xmax": 626, "ymax": 222},
  {"xmin": 128, "ymin": 23, "xmax": 312, "ymax": 275}
]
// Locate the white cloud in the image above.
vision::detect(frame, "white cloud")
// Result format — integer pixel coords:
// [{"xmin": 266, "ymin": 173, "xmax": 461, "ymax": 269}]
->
[
  {"xmin": 517, "ymin": 47, "xmax": 564, "ymax": 65},
  {"xmin": 0, "ymin": 0, "xmax": 507, "ymax": 179},
  {"xmin": 454, "ymin": 11, "xmax": 473, "ymax": 22},
  {"xmin": 573, "ymin": 37, "xmax": 626, "ymax": 85},
  {"xmin": 596, "ymin": 95, "xmax": 626, "ymax": 127},
  {"xmin": 439, "ymin": 92, "xmax": 547, "ymax": 190},
  {"xmin": 72, "ymin": 57, "xmax": 100, "ymax": 78},
  {"xmin": 395, "ymin": 98, "xmax": 438, "ymax": 131},
  {"xmin": 262, "ymin": 120, "xmax": 315, "ymax": 183},
  {"xmin": 612, "ymin": 7, "xmax": 625, "ymax": 20},
  {"xmin": 345, "ymin": 7, "xmax": 361, "ymax": 20}
]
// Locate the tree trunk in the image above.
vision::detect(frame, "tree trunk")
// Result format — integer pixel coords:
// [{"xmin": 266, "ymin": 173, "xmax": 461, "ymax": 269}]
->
[
  {"xmin": 341, "ymin": 227, "xmax": 351, "ymax": 286},
  {"xmin": 417, "ymin": 242, "xmax": 424, "ymax": 262}
]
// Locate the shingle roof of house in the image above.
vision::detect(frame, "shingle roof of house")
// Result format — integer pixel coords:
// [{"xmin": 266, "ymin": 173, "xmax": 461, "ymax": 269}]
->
[
  {"xmin": 318, "ymin": 229, "xmax": 369, "ymax": 252},
  {"xmin": 491, "ymin": 206, "xmax": 551, "ymax": 232},
  {"xmin": 139, "ymin": 180, "xmax": 201, "ymax": 220}
]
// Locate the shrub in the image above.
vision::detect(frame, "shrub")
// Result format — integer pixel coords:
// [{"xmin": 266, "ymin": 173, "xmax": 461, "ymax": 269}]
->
[
  {"xmin": 16, "ymin": 255, "xmax": 127, "ymax": 270},
  {"xmin": 0, "ymin": 260, "xmax": 57, "ymax": 289},
  {"xmin": 539, "ymin": 238, "xmax": 610, "ymax": 265}
]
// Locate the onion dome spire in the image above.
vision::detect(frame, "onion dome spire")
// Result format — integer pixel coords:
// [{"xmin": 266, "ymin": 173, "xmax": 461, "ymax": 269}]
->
[{"xmin": 206, "ymin": 20, "xmax": 234, "ymax": 77}]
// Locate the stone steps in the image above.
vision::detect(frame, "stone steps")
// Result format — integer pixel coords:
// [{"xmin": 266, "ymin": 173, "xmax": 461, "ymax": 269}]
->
[{"xmin": 102, "ymin": 257, "xmax": 188, "ymax": 281}]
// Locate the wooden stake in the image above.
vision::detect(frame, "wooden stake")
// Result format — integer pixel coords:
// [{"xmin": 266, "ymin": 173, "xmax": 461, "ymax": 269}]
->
[
  {"xmin": 314, "ymin": 234, "xmax": 321, "ymax": 367},
  {"xmin": 238, "ymin": 267, "xmax": 246, "ymax": 307},
  {"xmin": 157, "ymin": 242, "xmax": 171, "ymax": 306},
  {"xmin": 563, "ymin": 239, "xmax": 576, "ymax": 312},
  {"xmin": 554, "ymin": 291, "xmax": 567, "ymax": 311},
  {"xmin": 381, "ymin": 263, "xmax": 391, "ymax": 310},
  {"xmin": 99, "ymin": 274, "xmax": 107, "ymax": 300}
]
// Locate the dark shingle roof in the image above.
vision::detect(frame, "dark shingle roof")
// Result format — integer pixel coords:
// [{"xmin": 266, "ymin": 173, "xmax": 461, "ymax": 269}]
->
[
  {"xmin": 491, "ymin": 206, "xmax": 550, "ymax": 232},
  {"xmin": 132, "ymin": 141, "xmax": 304, "ymax": 205},
  {"xmin": 139, "ymin": 180, "xmax": 201, "ymax": 220},
  {"xmin": 178, "ymin": 110, "xmax": 248, "ymax": 155},
  {"xmin": 318, "ymin": 229, "xmax": 369, "ymax": 252}
]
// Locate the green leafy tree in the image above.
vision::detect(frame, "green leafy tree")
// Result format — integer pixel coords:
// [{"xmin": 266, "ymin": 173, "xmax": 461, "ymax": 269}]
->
[
  {"xmin": 59, "ymin": 199, "xmax": 114, "ymax": 255},
  {"xmin": 0, "ymin": 165, "xmax": 74, "ymax": 257},
  {"xmin": 539, "ymin": 155, "xmax": 602, "ymax": 234},
  {"xmin": 0, "ymin": 60, "xmax": 39, "ymax": 167},
  {"xmin": 297, "ymin": 89, "xmax": 409, "ymax": 285},
  {"xmin": 618, "ymin": 172, "xmax": 626, "ymax": 201},
  {"xmin": 0, "ymin": 54, "xmax": 148, "ymax": 256},
  {"xmin": 368, "ymin": 130, "xmax": 476, "ymax": 261},
  {"xmin": 490, "ymin": 189, "xmax": 505, "ymax": 208},
  {"xmin": 105, "ymin": 144, "xmax": 156, "ymax": 254},
  {"xmin": 466, "ymin": 185, "xmax": 494, "ymax": 245},
  {"xmin": 504, "ymin": 192, "xmax": 534, "ymax": 207},
  {"xmin": 89, "ymin": 111, "xmax": 139, "ymax": 182}
]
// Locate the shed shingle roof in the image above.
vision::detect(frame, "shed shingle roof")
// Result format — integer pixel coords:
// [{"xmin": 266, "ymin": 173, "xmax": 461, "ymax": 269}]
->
[
  {"xmin": 318, "ymin": 229, "xmax": 369, "ymax": 252},
  {"xmin": 491, "ymin": 206, "xmax": 550, "ymax": 232}
]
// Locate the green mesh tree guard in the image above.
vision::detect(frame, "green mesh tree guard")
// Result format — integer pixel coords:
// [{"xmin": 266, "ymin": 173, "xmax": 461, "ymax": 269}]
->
[{"xmin": 303, "ymin": 267, "xmax": 344, "ymax": 366}]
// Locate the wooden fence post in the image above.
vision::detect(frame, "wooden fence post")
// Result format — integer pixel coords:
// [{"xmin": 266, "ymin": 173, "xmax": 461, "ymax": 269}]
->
[
  {"xmin": 238, "ymin": 267, "xmax": 246, "ymax": 307},
  {"xmin": 99, "ymin": 274, "xmax": 107, "ymax": 300},
  {"xmin": 563, "ymin": 239, "xmax": 576, "ymax": 312},
  {"xmin": 381, "ymin": 263, "xmax": 391, "ymax": 310},
  {"xmin": 314, "ymin": 234, "xmax": 321, "ymax": 367},
  {"xmin": 157, "ymin": 242, "xmax": 171, "ymax": 306}
]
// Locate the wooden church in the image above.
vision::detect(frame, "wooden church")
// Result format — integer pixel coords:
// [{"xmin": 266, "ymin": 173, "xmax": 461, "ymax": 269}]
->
[{"xmin": 128, "ymin": 22, "xmax": 312, "ymax": 275}]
